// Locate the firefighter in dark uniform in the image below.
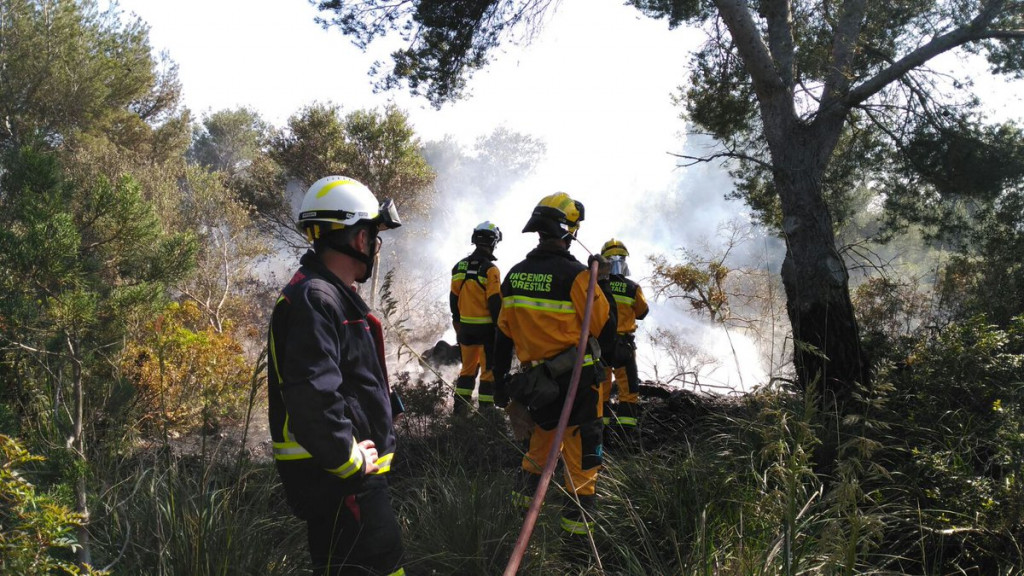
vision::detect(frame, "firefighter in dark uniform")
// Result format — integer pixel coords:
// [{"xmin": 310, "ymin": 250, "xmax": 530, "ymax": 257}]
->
[
  {"xmin": 599, "ymin": 239, "xmax": 649, "ymax": 437},
  {"xmin": 267, "ymin": 176, "xmax": 408, "ymax": 576},
  {"xmin": 449, "ymin": 221, "xmax": 503, "ymax": 415},
  {"xmin": 492, "ymin": 192, "xmax": 616, "ymax": 541}
]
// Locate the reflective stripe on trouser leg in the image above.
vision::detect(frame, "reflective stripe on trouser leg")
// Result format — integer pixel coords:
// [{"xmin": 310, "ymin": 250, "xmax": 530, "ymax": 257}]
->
[
  {"xmin": 453, "ymin": 374, "xmax": 476, "ymax": 415},
  {"xmin": 478, "ymin": 378, "xmax": 495, "ymax": 404},
  {"xmin": 561, "ymin": 493, "xmax": 597, "ymax": 535},
  {"xmin": 512, "ymin": 466, "xmax": 541, "ymax": 508}
]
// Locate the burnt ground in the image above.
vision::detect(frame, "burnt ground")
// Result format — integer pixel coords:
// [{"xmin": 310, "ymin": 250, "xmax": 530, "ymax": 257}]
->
[{"xmin": 175, "ymin": 340, "xmax": 750, "ymax": 470}]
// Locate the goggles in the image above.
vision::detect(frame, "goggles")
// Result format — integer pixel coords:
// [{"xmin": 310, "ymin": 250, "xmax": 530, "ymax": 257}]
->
[{"xmin": 375, "ymin": 198, "xmax": 402, "ymax": 230}]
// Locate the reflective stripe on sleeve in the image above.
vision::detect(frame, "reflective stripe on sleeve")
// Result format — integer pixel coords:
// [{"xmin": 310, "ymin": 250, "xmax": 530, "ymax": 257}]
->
[
  {"xmin": 272, "ymin": 441, "xmax": 312, "ymax": 460},
  {"xmin": 326, "ymin": 442, "xmax": 365, "ymax": 479},
  {"xmin": 372, "ymin": 452, "xmax": 394, "ymax": 474},
  {"xmin": 273, "ymin": 414, "xmax": 312, "ymax": 461}
]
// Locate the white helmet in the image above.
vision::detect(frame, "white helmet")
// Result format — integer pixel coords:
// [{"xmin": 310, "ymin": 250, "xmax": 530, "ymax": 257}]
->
[
  {"xmin": 297, "ymin": 176, "xmax": 401, "ymax": 240},
  {"xmin": 471, "ymin": 221, "xmax": 502, "ymax": 248}
]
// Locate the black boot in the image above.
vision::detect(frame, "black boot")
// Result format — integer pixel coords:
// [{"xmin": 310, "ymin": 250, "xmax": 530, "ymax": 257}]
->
[{"xmin": 452, "ymin": 376, "xmax": 476, "ymax": 418}]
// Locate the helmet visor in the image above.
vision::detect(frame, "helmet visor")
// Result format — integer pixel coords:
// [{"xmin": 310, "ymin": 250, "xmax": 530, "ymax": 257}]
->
[
  {"xmin": 376, "ymin": 199, "xmax": 402, "ymax": 230},
  {"xmin": 609, "ymin": 255, "xmax": 626, "ymax": 276}
]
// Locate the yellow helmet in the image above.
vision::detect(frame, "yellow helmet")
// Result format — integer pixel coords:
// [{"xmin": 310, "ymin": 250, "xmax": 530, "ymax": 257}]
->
[
  {"xmin": 601, "ymin": 239, "xmax": 629, "ymax": 258},
  {"xmin": 522, "ymin": 192, "xmax": 584, "ymax": 239}
]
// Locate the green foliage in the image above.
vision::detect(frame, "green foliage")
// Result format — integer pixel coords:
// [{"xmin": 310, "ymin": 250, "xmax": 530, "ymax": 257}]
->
[
  {"xmin": 0, "ymin": 0, "xmax": 181, "ymax": 154},
  {"xmin": 0, "ymin": 144, "xmax": 197, "ymax": 564},
  {"xmin": 627, "ymin": 0, "xmax": 708, "ymax": 27},
  {"xmin": 87, "ymin": 453, "xmax": 302, "ymax": 576},
  {"xmin": 120, "ymin": 301, "xmax": 252, "ymax": 435},
  {"xmin": 343, "ymin": 105, "xmax": 435, "ymax": 207},
  {"xmin": 861, "ymin": 316, "xmax": 1024, "ymax": 572},
  {"xmin": 316, "ymin": 0, "xmax": 525, "ymax": 107},
  {"xmin": 189, "ymin": 107, "xmax": 272, "ymax": 177},
  {"xmin": 853, "ymin": 276, "xmax": 931, "ymax": 344},
  {"xmin": 276, "ymin": 102, "xmax": 434, "ymax": 210},
  {"xmin": 174, "ymin": 165, "xmax": 273, "ymax": 334},
  {"xmin": 0, "ymin": 147, "xmax": 197, "ymax": 345},
  {"xmin": 398, "ymin": 450, "xmax": 522, "ymax": 575},
  {"xmin": 0, "ymin": 434, "xmax": 105, "ymax": 575},
  {"xmin": 241, "ymin": 102, "xmax": 435, "ymax": 249},
  {"xmin": 883, "ymin": 119, "xmax": 1024, "ymax": 243},
  {"xmin": 649, "ymin": 253, "xmax": 730, "ymax": 321}
]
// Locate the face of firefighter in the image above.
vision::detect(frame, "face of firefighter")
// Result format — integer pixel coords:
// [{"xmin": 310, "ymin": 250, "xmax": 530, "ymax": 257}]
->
[{"xmin": 354, "ymin": 227, "xmax": 381, "ymax": 284}]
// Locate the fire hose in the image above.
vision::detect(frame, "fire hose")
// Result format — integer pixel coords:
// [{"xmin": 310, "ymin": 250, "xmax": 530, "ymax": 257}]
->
[{"xmin": 502, "ymin": 257, "xmax": 600, "ymax": 576}]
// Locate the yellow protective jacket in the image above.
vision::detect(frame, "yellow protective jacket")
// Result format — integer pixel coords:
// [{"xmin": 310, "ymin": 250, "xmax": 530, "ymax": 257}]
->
[
  {"xmin": 494, "ymin": 245, "xmax": 613, "ymax": 369},
  {"xmin": 607, "ymin": 274, "xmax": 649, "ymax": 334},
  {"xmin": 450, "ymin": 248, "xmax": 502, "ymax": 334}
]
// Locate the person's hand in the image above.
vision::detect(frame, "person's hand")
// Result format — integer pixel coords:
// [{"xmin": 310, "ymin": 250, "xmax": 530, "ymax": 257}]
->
[
  {"xmin": 588, "ymin": 254, "xmax": 609, "ymax": 279},
  {"xmin": 358, "ymin": 439, "xmax": 380, "ymax": 474},
  {"xmin": 452, "ymin": 319, "xmax": 462, "ymax": 337}
]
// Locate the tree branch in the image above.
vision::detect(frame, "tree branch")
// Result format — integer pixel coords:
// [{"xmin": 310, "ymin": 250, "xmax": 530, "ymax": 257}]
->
[
  {"xmin": 668, "ymin": 150, "xmax": 773, "ymax": 170},
  {"xmin": 820, "ymin": 0, "xmax": 868, "ymax": 108},
  {"xmin": 714, "ymin": 0, "xmax": 788, "ymax": 102},
  {"xmin": 843, "ymin": 1, "xmax": 1012, "ymax": 109},
  {"xmin": 763, "ymin": 0, "xmax": 796, "ymax": 89}
]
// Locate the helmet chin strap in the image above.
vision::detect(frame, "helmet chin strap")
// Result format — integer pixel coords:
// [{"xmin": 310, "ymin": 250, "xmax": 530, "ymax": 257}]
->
[{"xmin": 328, "ymin": 232, "xmax": 376, "ymax": 284}]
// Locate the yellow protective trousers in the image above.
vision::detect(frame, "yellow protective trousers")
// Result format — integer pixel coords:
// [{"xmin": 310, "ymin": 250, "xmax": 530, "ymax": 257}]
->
[
  {"xmin": 520, "ymin": 421, "xmax": 602, "ymax": 498},
  {"xmin": 455, "ymin": 343, "xmax": 495, "ymax": 408},
  {"xmin": 600, "ymin": 364, "xmax": 639, "ymax": 427}
]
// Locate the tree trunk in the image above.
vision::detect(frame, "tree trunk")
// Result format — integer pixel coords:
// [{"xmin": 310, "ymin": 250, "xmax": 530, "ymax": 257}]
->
[
  {"xmin": 69, "ymin": 337, "xmax": 92, "ymax": 567},
  {"xmin": 772, "ymin": 128, "xmax": 869, "ymax": 411}
]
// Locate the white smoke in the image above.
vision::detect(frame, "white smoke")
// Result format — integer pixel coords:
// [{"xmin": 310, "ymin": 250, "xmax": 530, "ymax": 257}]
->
[{"xmin": 117, "ymin": 0, "xmax": 791, "ymax": 391}]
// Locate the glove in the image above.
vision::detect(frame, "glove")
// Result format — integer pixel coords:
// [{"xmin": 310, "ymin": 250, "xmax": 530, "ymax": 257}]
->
[
  {"xmin": 494, "ymin": 373, "xmax": 510, "ymax": 408},
  {"xmin": 588, "ymin": 254, "xmax": 609, "ymax": 279}
]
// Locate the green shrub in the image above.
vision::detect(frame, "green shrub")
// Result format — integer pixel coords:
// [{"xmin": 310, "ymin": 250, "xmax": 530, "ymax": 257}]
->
[{"xmin": 0, "ymin": 434, "xmax": 105, "ymax": 575}]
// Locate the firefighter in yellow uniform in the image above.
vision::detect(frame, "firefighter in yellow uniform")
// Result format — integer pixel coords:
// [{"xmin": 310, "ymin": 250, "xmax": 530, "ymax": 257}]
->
[
  {"xmin": 449, "ymin": 221, "xmax": 503, "ymax": 415},
  {"xmin": 493, "ymin": 193, "xmax": 616, "ymax": 544},
  {"xmin": 599, "ymin": 239, "xmax": 649, "ymax": 437}
]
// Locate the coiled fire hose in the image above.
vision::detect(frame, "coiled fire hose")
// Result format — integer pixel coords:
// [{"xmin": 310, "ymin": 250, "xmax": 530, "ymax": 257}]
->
[{"xmin": 502, "ymin": 257, "xmax": 600, "ymax": 576}]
